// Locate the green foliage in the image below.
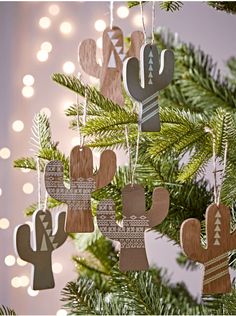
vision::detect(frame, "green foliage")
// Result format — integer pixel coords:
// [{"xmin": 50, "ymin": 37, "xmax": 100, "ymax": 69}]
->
[
  {"xmin": 208, "ymin": 1, "xmax": 236, "ymax": 14},
  {"xmin": 159, "ymin": 1, "xmax": 183, "ymax": 12},
  {"xmin": 0, "ymin": 305, "xmax": 16, "ymax": 315}
]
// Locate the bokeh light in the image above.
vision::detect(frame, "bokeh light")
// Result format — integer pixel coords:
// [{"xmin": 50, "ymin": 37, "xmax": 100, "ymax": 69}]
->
[
  {"xmin": 20, "ymin": 275, "xmax": 30, "ymax": 287},
  {"xmin": 117, "ymin": 6, "xmax": 129, "ymax": 19},
  {"xmin": 41, "ymin": 41, "xmax": 52, "ymax": 53},
  {"xmin": 39, "ymin": 17, "xmax": 51, "ymax": 29},
  {"xmin": 94, "ymin": 19, "xmax": 106, "ymax": 32},
  {"xmin": 133, "ymin": 14, "xmax": 146, "ymax": 27},
  {"xmin": 4, "ymin": 255, "xmax": 16, "ymax": 266},
  {"xmin": 71, "ymin": 136, "xmax": 81, "ymax": 146},
  {"xmin": 0, "ymin": 147, "xmax": 11, "ymax": 159},
  {"xmin": 12, "ymin": 120, "xmax": 24, "ymax": 132},
  {"xmin": 37, "ymin": 50, "xmax": 49, "ymax": 62},
  {"xmin": 56, "ymin": 309, "xmax": 67, "ymax": 316},
  {"xmin": 63, "ymin": 61, "xmax": 75, "ymax": 74},
  {"xmin": 11, "ymin": 277, "xmax": 21, "ymax": 288},
  {"xmin": 40, "ymin": 107, "xmax": 51, "ymax": 117},
  {"xmin": 0, "ymin": 218, "xmax": 10, "ymax": 229},
  {"xmin": 27, "ymin": 286, "xmax": 39, "ymax": 297},
  {"xmin": 17, "ymin": 258, "xmax": 27, "ymax": 266},
  {"xmin": 0, "ymin": 188, "xmax": 2, "ymax": 196},
  {"xmin": 49, "ymin": 4, "xmax": 60, "ymax": 16},
  {"xmin": 22, "ymin": 183, "xmax": 34, "ymax": 194},
  {"xmin": 22, "ymin": 86, "xmax": 34, "ymax": 98},
  {"xmin": 52, "ymin": 262, "xmax": 63, "ymax": 274},
  {"xmin": 60, "ymin": 22, "xmax": 72, "ymax": 34},
  {"xmin": 96, "ymin": 37, "xmax": 103, "ymax": 49},
  {"xmin": 23, "ymin": 74, "xmax": 34, "ymax": 86}
]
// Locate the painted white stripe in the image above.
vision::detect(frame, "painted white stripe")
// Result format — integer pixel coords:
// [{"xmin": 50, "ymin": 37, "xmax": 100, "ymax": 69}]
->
[
  {"xmin": 143, "ymin": 90, "xmax": 159, "ymax": 105},
  {"xmin": 205, "ymin": 260, "xmax": 228, "ymax": 276},
  {"xmin": 142, "ymin": 108, "xmax": 159, "ymax": 123},
  {"xmin": 143, "ymin": 100, "xmax": 157, "ymax": 114},
  {"xmin": 205, "ymin": 253, "xmax": 228, "ymax": 267},
  {"xmin": 203, "ymin": 269, "xmax": 228, "ymax": 286}
]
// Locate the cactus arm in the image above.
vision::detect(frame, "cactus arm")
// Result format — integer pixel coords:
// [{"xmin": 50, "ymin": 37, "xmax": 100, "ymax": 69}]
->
[
  {"xmin": 97, "ymin": 199, "xmax": 123, "ymax": 241},
  {"xmin": 157, "ymin": 49, "xmax": 174, "ymax": 90},
  {"xmin": 180, "ymin": 218, "xmax": 207, "ymax": 263},
  {"xmin": 79, "ymin": 39, "xmax": 102, "ymax": 78},
  {"xmin": 52, "ymin": 211, "xmax": 67, "ymax": 248},
  {"xmin": 146, "ymin": 187, "xmax": 169, "ymax": 228},
  {"xmin": 94, "ymin": 150, "xmax": 116, "ymax": 189},
  {"xmin": 70, "ymin": 146, "xmax": 93, "ymax": 179},
  {"xmin": 45, "ymin": 161, "xmax": 69, "ymax": 203},
  {"xmin": 15, "ymin": 224, "xmax": 36, "ymax": 264},
  {"xmin": 123, "ymin": 57, "xmax": 145, "ymax": 102},
  {"xmin": 126, "ymin": 31, "xmax": 144, "ymax": 59}
]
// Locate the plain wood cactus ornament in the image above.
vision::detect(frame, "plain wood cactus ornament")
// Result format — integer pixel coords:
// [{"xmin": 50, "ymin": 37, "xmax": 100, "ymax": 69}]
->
[
  {"xmin": 97, "ymin": 184, "xmax": 169, "ymax": 271},
  {"xmin": 123, "ymin": 43, "xmax": 174, "ymax": 132},
  {"xmin": 180, "ymin": 204, "xmax": 236, "ymax": 294},
  {"xmin": 79, "ymin": 26, "xmax": 144, "ymax": 106},
  {"xmin": 15, "ymin": 209, "xmax": 67, "ymax": 290},
  {"xmin": 45, "ymin": 146, "xmax": 116, "ymax": 233}
]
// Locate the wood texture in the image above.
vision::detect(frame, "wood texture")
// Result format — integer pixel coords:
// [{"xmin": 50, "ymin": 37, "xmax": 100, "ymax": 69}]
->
[
  {"xmin": 45, "ymin": 146, "xmax": 116, "ymax": 233},
  {"xmin": 123, "ymin": 43, "xmax": 174, "ymax": 131},
  {"xmin": 180, "ymin": 203, "xmax": 236, "ymax": 294},
  {"xmin": 79, "ymin": 26, "xmax": 144, "ymax": 106},
  {"xmin": 97, "ymin": 184, "xmax": 169, "ymax": 271},
  {"xmin": 14, "ymin": 209, "xmax": 67, "ymax": 290}
]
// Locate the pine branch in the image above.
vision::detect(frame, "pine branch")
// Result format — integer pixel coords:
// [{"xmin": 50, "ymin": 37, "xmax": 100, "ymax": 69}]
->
[
  {"xmin": 0, "ymin": 305, "xmax": 16, "ymax": 315},
  {"xmin": 31, "ymin": 112, "xmax": 53, "ymax": 152},
  {"xmin": 208, "ymin": 1, "xmax": 236, "ymax": 14},
  {"xmin": 24, "ymin": 197, "xmax": 63, "ymax": 216}
]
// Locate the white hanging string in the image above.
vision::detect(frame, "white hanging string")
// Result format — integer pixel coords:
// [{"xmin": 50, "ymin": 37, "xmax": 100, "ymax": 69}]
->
[
  {"xmin": 217, "ymin": 141, "xmax": 228, "ymax": 206},
  {"xmin": 36, "ymin": 157, "xmax": 42, "ymax": 210},
  {"xmin": 43, "ymin": 191, "xmax": 49, "ymax": 212},
  {"xmin": 110, "ymin": 0, "xmax": 114, "ymax": 30},
  {"xmin": 151, "ymin": 1, "xmax": 156, "ymax": 44},
  {"xmin": 131, "ymin": 125, "xmax": 141, "ymax": 186},
  {"xmin": 124, "ymin": 125, "xmax": 132, "ymax": 183},
  {"xmin": 140, "ymin": 1, "xmax": 147, "ymax": 43}
]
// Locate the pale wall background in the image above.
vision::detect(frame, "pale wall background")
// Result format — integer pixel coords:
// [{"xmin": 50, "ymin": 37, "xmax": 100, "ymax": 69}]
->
[{"xmin": 0, "ymin": 1, "xmax": 236, "ymax": 315}]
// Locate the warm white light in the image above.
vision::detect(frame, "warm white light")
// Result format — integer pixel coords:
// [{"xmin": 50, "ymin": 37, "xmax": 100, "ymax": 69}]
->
[
  {"xmin": 94, "ymin": 19, "xmax": 106, "ymax": 32},
  {"xmin": 17, "ymin": 258, "xmax": 27, "ymax": 266},
  {"xmin": 5, "ymin": 255, "xmax": 16, "ymax": 266},
  {"xmin": 52, "ymin": 262, "xmax": 63, "ymax": 274},
  {"xmin": 63, "ymin": 61, "xmax": 75, "ymax": 74},
  {"xmin": 0, "ymin": 218, "xmax": 10, "ymax": 229},
  {"xmin": 23, "ymin": 75, "xmax": 34, "ymax": 86},
  {"xmin": 96, "ymin": 37, "xmax": 103, "ymax": 49},
  {"xmin": 133, "ymin": 14, "xmax": 146, "ymax": 27},
  {"xmin": 37, "ymin": 50, "xmax": 48, "ymax": 62},
  {"xmin": 60, "ymin": 22, "xmax": 72, "ymax": 34},
  {"xmin": 56, "ymin": 309, "xmax": 67, "ymax": 316},
  {"xmin": 20, "ymin": 275, "xmax": 30, "ymax": 287},
  {"xmin": 97, "ymin": 58, "xmax": 102, "ymax": 66},
  {"xmin": 40, "ymin": 107, "xmax": 51, "ymax": 117},
  {"xmin": 21, "ymin": 168, "xmax": 30, "ymax": 173},
  {"xmin": 23, "ymin": 183, "xmax": 34, "ymax": 194},
  {"xmin": 71, "ymin": 137, "xmax": 81, "ymax": 147},
  {"xmin": 41, "ymin": 41, "xmax": 52, "ymax": 53},
  {"xmin": 22, "ymin": 86, "xmax": 34, "ymax": 98},
  {"xmin": 89, "ymin": 76, "xmax": 99, "ymax": 86},
  {"xmin": 0, "ymin": 188, "xmax": 2, "ymax": 196},
  {"xmin": 11, "ymin": 277, "xmax": 21, "ymax": 288},
  {"xmin": 63, "ymin": 101, "xmax": 73, "ymax": 111},
  {"xmin": 49, "ymin": 4, "xmax": 60, "ymax": 16},
  {"xmin": 27, "ymin": 286, "xmax": 39, "ymax": 297},
  {"xmin": 12, "ymin": 120, "xmax": 24, "ymax": 132},
  {"xmin": 39, "ymin": 17, "xmax": 51, "ymax": 29},
  {"xmin": 0, "ymin": 147, "xmax": 11, "ymax": 159},
  {"xmin": 117, "ymin": 6, "xmax": 129, "ymax": 19}
]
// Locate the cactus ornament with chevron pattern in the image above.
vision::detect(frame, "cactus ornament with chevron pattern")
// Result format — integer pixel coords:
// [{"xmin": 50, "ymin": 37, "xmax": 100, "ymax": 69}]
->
[
  {"xmin": 180, "ymin": 204, "xmax": 236, "ymax": 294},
  {"xmin": 15, "ymin": 209, "xmax": 67, "ymax": 290},
  {"xmin": 123, "ymin": 43, "xmax": 174, "ymax": 132}
]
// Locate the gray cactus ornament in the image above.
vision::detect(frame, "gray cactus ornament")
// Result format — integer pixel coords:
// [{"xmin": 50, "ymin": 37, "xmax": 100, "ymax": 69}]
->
[
  {"xmin": 123, "ymin": 43, "xmax": 174, "ymax": 132},
  {"xmin": 14, "ymin": 209, "xmax": 67, "ymax": 290}
]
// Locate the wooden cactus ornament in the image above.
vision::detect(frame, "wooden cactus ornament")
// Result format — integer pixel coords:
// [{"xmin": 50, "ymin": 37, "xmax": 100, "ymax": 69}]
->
[
  {"xmin": 123, "ymin": 43, "xmax": 174, "ymax": 132},
  {"xmin": 180, "ymin": 204, "xmax": 236, "ymax": 294},
  {"xmin": 45, "ymin": 146, "xmax": 116, "ymax": 233},
  {"xmin": 15, "ymin": 209, "xmax": 67, "ymax": 290},
  {"xmin": 79, "ymin": 26, "xmax": 144, "ymax": 106},
  {"xmin": 97, "ymin": 184, "xmax": 169, "ymax": 271}
]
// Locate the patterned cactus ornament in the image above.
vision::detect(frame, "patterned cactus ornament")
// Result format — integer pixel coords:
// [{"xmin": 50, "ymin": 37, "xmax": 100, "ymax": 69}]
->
[
  {"xmin": 45, "ymin": 146, "xmax": 116, "ymax": 233},
  {"xmin": 180, "ymin": 204, "xmax": 236, "ymax": 294},
  {"xmin": 97, "ymin": 184, "xmax": 169, "ymax": 271},
  {"xmin": 15, "ymin": 209, "xmax": 67, "ymax": 290},
  {"xmin": 123, "ymin": 43, "xmax": 174, "ymax": 131},
  {"xmin": 79, "ymin": 26, "xmax": 144, "ymax": 106}
]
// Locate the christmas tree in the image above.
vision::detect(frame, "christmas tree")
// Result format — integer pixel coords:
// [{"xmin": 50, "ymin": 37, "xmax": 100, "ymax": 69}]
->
[{"xmin": 4, "ymin": 1, "xmax": 236, "ymax": 315}]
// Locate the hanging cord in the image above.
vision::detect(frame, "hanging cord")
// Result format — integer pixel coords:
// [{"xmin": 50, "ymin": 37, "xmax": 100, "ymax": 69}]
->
[
  {"xmin": 80, "ymin": 86, "xmax": 88, "ymax": 147},
  {"xmin": 140, "ymin": 1, "xmax": 147, "ymax": 43},
  {"xmin": 36, "ymin": 157, "xmax": 42, "ymax": 210},
  {"xmin": 76, "ymin": 93, "xmax": 83, "ymax": 147},
  {"xmin": 131, "ymin": 125, "xmax": 141, "ymax": 186},
  {"xmin": 217, "ymin": 141, "xmax": 228, "ymax": 206},
  {"xmin": 151, "ymin": 1, "xmax": 156, "ymax": 44},
  {"xmin": 43, "ymin": 192, "xmax": 49, "ymax": 212},
  {"xmin": 124, "ymin": 125, "xmax": 132, "ymax": 183},
  {"xmin": 110, "ymin": 0, "xmax": 114, "ymax": 30}
]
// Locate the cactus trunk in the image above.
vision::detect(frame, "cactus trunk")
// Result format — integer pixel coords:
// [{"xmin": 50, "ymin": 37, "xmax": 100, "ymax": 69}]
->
[
  {"xmin": 65, "ymin": 208, "xmax": 94, "ymax": 233},
  {"xmin": 119, "ymin": 248, "xmax": 149, "ymax": 272},
  {"xmin": 141, "ymin": 95, "xmax": 160, "ymax": 132},
  {"xmin": 203, "ymin": 253, "xmax": 231, "ymax": 294},
  {"xmin": 32, "ymin": 254, "xmax": 54, "ymax": 290}
]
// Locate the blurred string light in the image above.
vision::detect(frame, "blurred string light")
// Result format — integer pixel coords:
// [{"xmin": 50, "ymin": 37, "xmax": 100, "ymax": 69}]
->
[
  {"xmin": 21, "ymin": 168, "xmax": 30, "ymax": 173},
  {"xmin": 56, "ymin": 309, "xmax": 67, "ymax": 316},
  {"xmin": 27, "ymin": 286, "xmax": 39, "ymax": 297},
  {"xmin": 40, "ymin": 107, "xmax": 51, "ymax": 117},
  {"xmin": 89, "ymin": 76, "xmax": 99, "ymax": 86},
  {"xmin": 63, "ymin": 101, "xmax": 73, "ymax": 111},
  {"xmin": 0, "ymin": 218, "xmax": 10, "ymax": 229},
  {"xmin": 17, "ymin": 258, "xmax": 27, "ymax": 266},
  {"xmin": 0, "ymin": 188, "xmax": 2, "ymax": 196},
  {"xmin": 4, "ymin": 255, "xmax": 16, "ymax": 266},
  {"xmin": 96, "ymin": 37, "xmax": 103, "ymax": 49},
  {"xmin": 12, "ymin": 120, "xmax": 24, "ymax": 132},
  {"xmin": 20, "ymin": 275, "xmax": 30, "ymax": 287},
  {"xmin": 39, "ymin": 17, "xmax": 51, "ymax": 29},
  {"xmin": 117, "ymin": 6, "xmax": 129, "ymax": 19},
  {"xmin": 22, "ymin": 86, "xmax": 34, "ymax": 98},
  {"xmin": 37, "ymin": 50, "xmax": 48, "ymax": 62},
  {"xmin": 71, "ymin": 137, "xmax": 81, "ymax": 147},
  {"xmin": 63, "ymin": 61, "xmax": 75, "ymax": 74},
  {"xmin": 11, "ymin": 277, "xmax": 21, "ymax": 288},
  {"xmin": 0, "ymin": 147, "xmax": 11, "ymax": 159},
  {"xmin": 41, "ymin": 41, "xmax": 52, "ymax": 53},
  {"xmin": 94, "ymin": 19, "xmax": 106, "ymax": 32},
  {"xmin": 23, "ymin": 74, "xmax": 34, "ymax": 86},
  {"xmin": 48, "ymin": 4, "xmax": 60, "ymax": 16},
  {"xmin": 52, "ymin": 262, "xmax": 63, "ymax": 274},
  {"xmin": 60, "ymin": 22, "xmax": 72, "ymax": 35},
  {"xmin": 133, "ymin": 14, "xmax": 147, "ymax": 27},
  {"xmin": 22, "ymin": 183, "xmax": 34, "ymax": 194}
]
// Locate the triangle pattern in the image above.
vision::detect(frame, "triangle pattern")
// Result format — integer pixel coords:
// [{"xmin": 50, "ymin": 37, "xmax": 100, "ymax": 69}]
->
[
  {"xmin": 214, "ymin": 232, "xmax": 220, "ymax": 238},
  {"xmin": 53, "ymin": 243, "xmax": 58, "ymax": 249},
  {"xmin": 216, "ymin": 211, "xmax": 221, "ymax": 218},
  {"xmin": 46, "ymin": 229, "xmax": 52, "ymax": 235},
  {"xmin": 149, "ymin": 59, "xmax": 153, "ymax": 65},
  {"xmin": 43, "ymin": 222, "xmax": 48, "ymax": 229},
  {"xmin": 49, "ymin": 236, "xmax": 55, "ymax": 244},
  {"xmin": 215, "ymin": 218, "xmax": 221, "ymax": 225},
  {"xmin": 115, "ymin": 46, "xmax": 122, "ymax": 54},
  {"xmin": 214, "ymin": 239, "xmax": 220, "ymax": 246},
  {"xmin": 40, "ymin": 234, "xmax": 48, "ymax": 251},
  {"xmin": 111, "ymin": 39, "xmax": 119, "ymax": 46},
  {"xmin": 149, "ymin": 65, "xmax": 153, "ymax": 71},
  {"xmin": 214, "ymin": 225, "xmax": 221, "ymax": 232},
  {"xmin": 108, "ymin": 31, "xmax": 114, "ymax": 39},
  {"xmin": 148, "ymin": 78, "xmax": 153, "ymax": 85},
  {"xmin": 148, "ymin": 72, "xmax": 153, "ymax": 78},
  {"xmin": 108, "ymin": 51, "xmax": 116, "ymax": 68},
  {"xmin": 39, "ymin": 214, "xmax": 46, "ymax": 221},
  {"xmin": 119, "ymin": 53, "xmax": 126, "ymax": 61},
  {"xmin": 149, "ymin": 50, "xmax": 153, "ymax": 58}
]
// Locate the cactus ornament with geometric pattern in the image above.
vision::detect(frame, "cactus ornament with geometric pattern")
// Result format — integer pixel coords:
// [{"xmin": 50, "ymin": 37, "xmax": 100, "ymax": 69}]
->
[
  {"xmin": 15, "ymin": 209, "xmax": 67, "ymax": 290},
  {"xmin": 123, "ymin": 43, "xmax": 174, "ymax": 132},
  {"xmin": 181, "ymin": 203, "xmax": 236, "ymax": 294},
  {"xmin": 97, "ymin": 184, "xmax": 169, "ymax": 271}
]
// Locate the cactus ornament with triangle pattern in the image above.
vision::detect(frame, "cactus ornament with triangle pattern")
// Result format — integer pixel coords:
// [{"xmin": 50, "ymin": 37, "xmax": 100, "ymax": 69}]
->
[
  {"xmin": 97, "ymin": 184, "xmax": 169, "ymax": 271},
  {"xmin": 180, "ymin": 204, "xmax": 236, "ymax": 294},
  {"xmin": 123, "ymin": 43, "xmax": 174, "ymax": 131},
  {"xmin": 15, "ymin": 209, "xmax": 67, "ymax": 290},
  {"xmin": 79, "ymin": 26, "xmax": 144, "ymax": 106}
]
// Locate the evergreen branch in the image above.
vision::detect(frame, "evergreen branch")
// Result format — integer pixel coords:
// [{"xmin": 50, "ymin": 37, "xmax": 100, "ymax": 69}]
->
[
  {"xmin": 13, "ymin": 157, "xmax": 37, "ymax": 171},
  {"xmin": 208, "ymin": 1, "xmax": 236, "ymax": 14},
  {"xmin": 159, "ymin": 1, "xmax": 183, "ymax": 12},
  {"xmin": 31, "ymin": 112, "xmax": 53, "ymax": 152},
  {"xmin": 24, "ymin": 197, "xmax": 63, "ymax": 216},
  {"xmin": 0, "ymin": 305, "xmax": 16, "ymax": 315}
]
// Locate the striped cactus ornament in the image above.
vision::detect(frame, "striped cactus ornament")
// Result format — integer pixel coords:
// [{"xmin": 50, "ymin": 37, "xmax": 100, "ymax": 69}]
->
[
  {"xmin": 123, "ymin": 43, "xmax": 174, "ymax": 132},
  {"xmin": 180, "ymin": 204, "xmax": 236, "ymax": 294}
]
